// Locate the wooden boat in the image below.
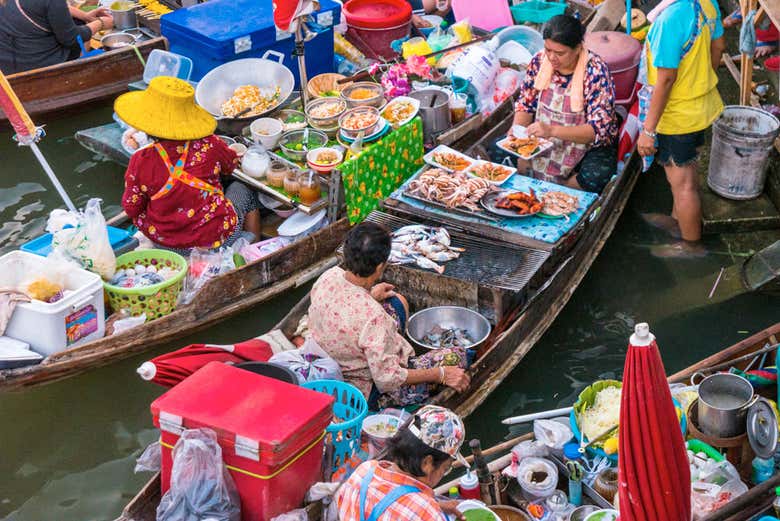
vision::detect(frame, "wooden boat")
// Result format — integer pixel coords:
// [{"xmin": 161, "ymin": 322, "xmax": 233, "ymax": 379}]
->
[
  {"xmin": 0, "ymin": 218, "xmax": 350, "ymax": 392},
  {"xmin": 0, "ymin": 37, "xmax": 168, "ymax": 123},
  {"xmin": 115, "ymin": 323, "xmax": 780, "ymax": 521}
]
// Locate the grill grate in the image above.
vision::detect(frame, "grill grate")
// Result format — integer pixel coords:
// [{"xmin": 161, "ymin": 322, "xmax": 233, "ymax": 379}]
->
[{"xmin": 365, "ymin": 211, "xmax": 550, "ymax": 292}]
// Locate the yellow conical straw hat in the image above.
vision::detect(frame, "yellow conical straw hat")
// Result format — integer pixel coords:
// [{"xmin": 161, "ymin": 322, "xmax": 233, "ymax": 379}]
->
[{"xmin": 114, "ymin": 76, "xmax": 216, "ymax": 141}]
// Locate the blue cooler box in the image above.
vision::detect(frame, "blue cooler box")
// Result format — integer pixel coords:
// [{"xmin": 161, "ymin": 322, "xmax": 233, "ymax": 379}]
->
[{"xmin": 161, "ymin": 0, "xmax": 340, "ymax": 83}]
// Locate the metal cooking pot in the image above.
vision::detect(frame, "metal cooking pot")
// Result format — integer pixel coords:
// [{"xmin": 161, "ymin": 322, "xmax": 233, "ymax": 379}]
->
[
  {"xmin": 408, "ymin": 89, "xmax": 451, "ymax": 138},
  {"xmin": 195, "ymin": 51, "xmax": 295, "ymax": 135},
  {"xmin": 101, "ymin": 31, "xmax": 137, "ymax": 51},
  {"xmin": 693, "ymin": 372, "xmax": 758, "ymax": 438},
  {"xmin": 110, "ymin": 3, "xmax": 138, "ymax": 30}
]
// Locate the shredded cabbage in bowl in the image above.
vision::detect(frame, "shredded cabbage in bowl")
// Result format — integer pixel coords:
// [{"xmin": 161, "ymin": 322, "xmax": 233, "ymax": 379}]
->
[{"xmin": 580, "ymin": 386, "xmax": 622, "ymax": 441}]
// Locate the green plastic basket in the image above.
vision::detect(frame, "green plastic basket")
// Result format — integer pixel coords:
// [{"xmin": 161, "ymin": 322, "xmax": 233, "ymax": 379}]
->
[
  {"xmin": 510, "ymin": 1, "xmax": 567, "ymax": 24},
  {"xmin": 104, "ymin": 249, "xmax": 187, "ymax": 319}
]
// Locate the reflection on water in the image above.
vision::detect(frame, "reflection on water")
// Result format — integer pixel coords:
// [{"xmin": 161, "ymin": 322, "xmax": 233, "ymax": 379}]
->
[{"xmin": 0, "ymin": 103, "xmax": 778, "ymax": 520}]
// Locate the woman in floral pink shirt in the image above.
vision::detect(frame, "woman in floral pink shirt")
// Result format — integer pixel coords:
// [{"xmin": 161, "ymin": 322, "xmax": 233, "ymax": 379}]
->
[{"xmin": 309, "ymin": 223, "xmax": 470, "ymax": 408}]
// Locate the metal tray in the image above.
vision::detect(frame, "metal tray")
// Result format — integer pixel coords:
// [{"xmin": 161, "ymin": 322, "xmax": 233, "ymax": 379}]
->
[{"xmin": 480, "ymin": 191, "xmax": 541, "ymax": 218}]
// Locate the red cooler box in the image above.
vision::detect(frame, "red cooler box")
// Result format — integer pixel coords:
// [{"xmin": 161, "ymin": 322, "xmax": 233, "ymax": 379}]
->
[{"xmin": 151, "ymin": 362, "xmax": 334, "ymax": 521}]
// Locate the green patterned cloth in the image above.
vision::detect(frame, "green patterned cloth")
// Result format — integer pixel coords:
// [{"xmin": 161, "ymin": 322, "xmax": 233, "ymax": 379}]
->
[{"xmin": 340, "ymin": 117, "xmax": 424, "ymax": 223}]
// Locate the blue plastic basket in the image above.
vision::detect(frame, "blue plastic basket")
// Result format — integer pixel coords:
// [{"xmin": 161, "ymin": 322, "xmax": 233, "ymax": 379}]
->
[
  {"xmin": 302, "ymin": 380, "xmax": 368, "ymax": 476},
  {"xmin": 510, "ymin": 1, "xmax": 567, "ymax": 24}
]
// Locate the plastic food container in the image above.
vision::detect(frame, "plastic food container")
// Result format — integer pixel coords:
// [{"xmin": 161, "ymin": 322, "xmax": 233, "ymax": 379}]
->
[
  {"xmin": 250, "ymin": 118, "xmax": 284, "ymax": 150},
  {"xmin": 0, "ymin": 251, "xmax": 106, "ymax": 356},
  {"xmin": 342, "ymin": 0, "xmax": 411, "ymax": 60},
  {"xmin": 143, "ymin": 49, "xmax": 193, "ymax": 84},
  {"xmin": 516, "ymin": 457, "xmax": 558, "ymax": 500},
  {"xmin": 361, "ymin": 413, "xmax": 402, "ymax": 451},
  {"xmin": 457, "ymin": 500, "xmax": 502, "ymax": 521}
]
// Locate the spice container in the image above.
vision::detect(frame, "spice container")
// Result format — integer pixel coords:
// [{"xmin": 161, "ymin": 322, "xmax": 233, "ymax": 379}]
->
[
  {"xmin": 298, "ymin": 170, "xmax": 322, "ymax": 205},
  {"xmin": 284, "ymin": 169, "xmax": 301, "ymax": 197},
  {"xmin": 267, "ymin": 160, "xmax": 289, "ymax": 188}
]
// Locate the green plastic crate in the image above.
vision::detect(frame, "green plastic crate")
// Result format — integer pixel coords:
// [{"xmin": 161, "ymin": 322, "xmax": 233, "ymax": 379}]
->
[{"xmin": 510, "ymin": 1, "xmax": 567, "ymax": 24}]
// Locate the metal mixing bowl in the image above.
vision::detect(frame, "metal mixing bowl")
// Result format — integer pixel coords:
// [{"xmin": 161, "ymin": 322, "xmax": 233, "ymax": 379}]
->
[
  {"xmin": 406, "ymin": 306, "xmax": 491, "ymax": 351},
  {"xmin": 101, "ymin": 32, "xmax": 136, "ymax": 51},
  {"xmin": 278, "ymin": 129, "xmax": 328, "ymax": 162}
]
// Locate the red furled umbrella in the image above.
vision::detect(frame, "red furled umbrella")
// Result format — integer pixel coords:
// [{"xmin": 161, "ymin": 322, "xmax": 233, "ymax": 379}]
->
[
  {"xmin": 618, "ymin": 323, "xmax": 691, "ymax": 520},
  {"xmin": 137, "ymin": 338, "xmax": 273, "ymax": 387}
]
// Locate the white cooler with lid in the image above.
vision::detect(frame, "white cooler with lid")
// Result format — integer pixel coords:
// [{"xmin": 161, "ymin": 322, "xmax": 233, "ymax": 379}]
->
[{"xmin": 1, "ymin": 251, "xmax": 106, "ymax": 356}]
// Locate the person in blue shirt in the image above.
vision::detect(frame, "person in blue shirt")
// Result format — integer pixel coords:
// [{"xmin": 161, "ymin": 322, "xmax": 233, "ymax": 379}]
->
[{"xmin": 408, "ymin": 0, "xmax": 455, "ymax": 28}]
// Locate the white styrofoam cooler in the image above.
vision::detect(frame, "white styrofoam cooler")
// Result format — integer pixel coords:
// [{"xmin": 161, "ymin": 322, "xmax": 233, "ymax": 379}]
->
[{"xmin": 1, "ymin": 251, "xmax": 105, "ymax": 356}]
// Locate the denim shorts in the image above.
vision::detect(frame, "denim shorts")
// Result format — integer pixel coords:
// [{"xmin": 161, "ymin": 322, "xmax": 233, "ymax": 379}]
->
[{"xmin": 657, "ymin": 130, "xmax": 706, "ymax": 166}]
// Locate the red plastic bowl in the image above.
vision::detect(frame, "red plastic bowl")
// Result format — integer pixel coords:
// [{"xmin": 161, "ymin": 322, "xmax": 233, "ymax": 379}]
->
[{"xmin": 343, "ymin": 0, "xmax": 412, "ymax": 29}]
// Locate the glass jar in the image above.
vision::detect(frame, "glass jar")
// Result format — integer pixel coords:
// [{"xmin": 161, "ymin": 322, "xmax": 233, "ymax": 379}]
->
[
  {"xmin": 283, "ymin": 169, "xmax": 301, "ymax": 197},
  {"xmin": 267, "ymin": 160, "xmax": 289, "ymax": 188},
  {"xmin": 241, "ymin": 145, "xmax": 269, "ymax": 179},
  {"xmin": 299, "ymin": 170, "xmax": 322, "ymax": 205}
]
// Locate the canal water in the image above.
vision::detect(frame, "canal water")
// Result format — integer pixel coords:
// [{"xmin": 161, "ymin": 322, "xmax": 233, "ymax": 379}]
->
[{"xmin": 0, "ymin": 102, "xmax": 777, "ymax": 521}]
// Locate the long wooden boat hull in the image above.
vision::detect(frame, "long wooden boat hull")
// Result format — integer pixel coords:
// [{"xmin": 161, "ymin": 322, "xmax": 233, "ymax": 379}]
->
[
  {"xmin": 0, "ymin": 37, "xmax": 168, "ymax": 122},
  {"xmin": 116, "ymin": 323, "xmax": 780, "ymax": 521},
  {"xmin": 0, "ymin": 218, "xmax": 350, "ymax": 392}
]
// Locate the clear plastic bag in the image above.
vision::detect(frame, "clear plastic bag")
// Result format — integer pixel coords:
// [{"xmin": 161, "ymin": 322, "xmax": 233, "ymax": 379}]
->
[
  {"xmin": 157, "ymin": 428, "xmax": 241, "ymax": 521},
  {"xmin": 268, "ymin": 337, "xmax": 343, "ymax": 384},
  {"xmin": 134, "ymin": 440, "xmax": 161, "ymax": 473},
  {"xmin": 47, "ymin": 198, "xmax": 116, "ymax": 280},
  {"xmin": 534, "ymin": 418, "xmax": 573, "ymax": 450},
  {"xmin": 270, "ymin": 509, "xmax": 308, "ymax": 521},
  {"xmin": 178, "ymin": 249, "xmax": 229, "ymax": 305}
]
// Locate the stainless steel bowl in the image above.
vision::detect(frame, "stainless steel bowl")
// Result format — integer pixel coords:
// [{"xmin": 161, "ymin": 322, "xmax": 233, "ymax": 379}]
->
[
  {"xmin": 278, "ymin": 129, "xmax": 328, "ymax": 162},
  {"xmin": 306, "ymin": 97, "xmax": 347, "ymax": 129},
  {"xmin": 569, "ymin": 506, "xmax": 599, "ymax": 521},
  {"xmin": 101, "ymin": 32, "xmax": 136, "ymax": 51},
  {"xmin": 339, "ymin": 106, "xmax": 381, "ymax": 139},
  {"xmin": 406, "ymin": 306, "xmax": 491, "ymax": 350},
  {"xmin": 341, "ymin": 82, "xmax": 385, "ymax": 108}
]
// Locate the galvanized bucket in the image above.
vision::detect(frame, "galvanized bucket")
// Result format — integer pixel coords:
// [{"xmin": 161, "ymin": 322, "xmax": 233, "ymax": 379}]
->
[{"xmin": 707, "ymin": 106, "xmax": 780, "ymax": 200}]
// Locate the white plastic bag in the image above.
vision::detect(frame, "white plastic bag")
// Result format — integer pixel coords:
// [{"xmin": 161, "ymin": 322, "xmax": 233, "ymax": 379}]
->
[
  {"xmin": 268, "ymin": 337, "xmax": 343, "ymax": 384},
  {"xmin": 534, "ymin": 418, "xmax": 573, "ymax": 450},
  {"xmin": 47, "ymin": 198, "xmax": 116, "ymax": 280},
  {"xmin": 134, "ymin": 440, "xmax": 161, "ymax": 473},
  {"xmin": 270, "ymin": 509, "xmax": 308, "ymax": 521},
  {"xmin": 157, "ymin": 428, "xmax": 240, "ymax": 521}
]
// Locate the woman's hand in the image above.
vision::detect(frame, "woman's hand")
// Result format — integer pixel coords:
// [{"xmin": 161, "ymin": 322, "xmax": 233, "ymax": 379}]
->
[
  {"xmin": 637, "ymin": 132, "xmax": 657, "ymax": 157},
  {"xmin": 438, "ymin": 500, "xmax": 465, "ymax": 521},
  {"xmin": 527, "ymin": 121, "xmax": 554, "ymax": 139},
  {"xmin": 442, "ymin": 366, "xmax": 470, "ymax": 392},
  {"xmin": 370, "ymin": 282, "xmax": 396, "ymax": 302},
  {"xmin": 84, "ymin": 7, "xmax": 110, "ymax": 21}
]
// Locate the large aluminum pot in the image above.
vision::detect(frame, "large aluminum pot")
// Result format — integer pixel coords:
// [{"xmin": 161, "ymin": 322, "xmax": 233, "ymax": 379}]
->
[
  {"xmin": 110, "ymin": 2, "xmax": 137, "ymax": 30},
  {"xmin": 694, "ymin": 372, "xmax": 758, "ymax": 438},
  {"xmin": 408, "ymin": 89, "xmax": 451, "ymax": 139},
  {"xmin": 195, "ymin": 51, "xmax": 295, "ymax": 134}
]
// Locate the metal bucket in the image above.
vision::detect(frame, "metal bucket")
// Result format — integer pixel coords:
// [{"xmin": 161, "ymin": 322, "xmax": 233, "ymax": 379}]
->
[
  {"xmin": 694, "ymin": 372, "xmax": 757, "ymax": 438},
  {"xmin": 110, "ymin": 3, "xmax": 138, "ymax": 30},
  {"xmin": 408, "ymin": 89, "xmax": 451, "ymax": 138},
  {"xmin": 707, "ymin": 106, "xmax": 780, "ymax": 200}
]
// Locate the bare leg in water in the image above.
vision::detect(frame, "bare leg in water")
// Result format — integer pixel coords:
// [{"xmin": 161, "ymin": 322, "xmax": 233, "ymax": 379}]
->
[{"xmin": 650, "ymin": 162, "xmax": 707, "ymax": 257}]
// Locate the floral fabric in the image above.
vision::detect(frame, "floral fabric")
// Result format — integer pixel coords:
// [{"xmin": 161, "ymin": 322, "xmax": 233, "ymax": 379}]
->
[
  {"xmin": 340, "ymin": 118, "xmax": 425, "ymax": 224},
  {"xmin": 308, "ymin": 267, "xmax": 415, "ymax": 398},
  {"xmin": 516, "ymin": 52, "xmax": 618, "ymax": 147},
  {"xmin": 122, "ymin": 135, "xmax": 239, "ymax": 249},
  {"xmin": 378, "ymin": 347, "xmax": 467, "ymax": 409},
  {"xmin": 411, "ymin": 405, "xmax": 466, "ymax": 459}
]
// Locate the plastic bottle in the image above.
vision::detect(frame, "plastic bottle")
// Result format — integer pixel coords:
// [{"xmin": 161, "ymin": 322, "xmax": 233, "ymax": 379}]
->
[
  {"xmin": 459, "ymin": 469, "xmax": 481, "ymax": 500},
  {"xmin": 448, "ymin": 486, "xmax": 460, "ymax": 499},
  {"xmin": 563, "ymin": 443, "xmax": 584, "ymax": 507},
  {"xmin": 774, "ymin": 486, "xmax": 780, "ymax": 517},
  {"xmin": 637, "ymin": 85, "xmax": 656, "ymax": 173},
  {"xmin": 753, "ymin": 457, "xmax": 775, "ymax": 484}
]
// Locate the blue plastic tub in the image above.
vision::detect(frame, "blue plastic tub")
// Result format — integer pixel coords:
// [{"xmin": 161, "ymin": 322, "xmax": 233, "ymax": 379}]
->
[
  {"xmin": 21, "ymin": 226, "xmax": 134, "ymax": 257},
  {"xmin": 161, "ymin": 0, "xmax": 341, "ymax": 82},
  {"xmin": 302, "ymin": 380, "xmax": 368, "ymax": 476},
  {"xmin": 510, "ymin": 0, "xmax": 567, "ymax": 24}
]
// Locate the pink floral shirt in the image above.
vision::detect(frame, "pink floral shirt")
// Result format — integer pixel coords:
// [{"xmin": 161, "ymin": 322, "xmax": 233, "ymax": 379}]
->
[{"xmin": 308, "ymin": 267, "xmax": 414, "ymax": 397}]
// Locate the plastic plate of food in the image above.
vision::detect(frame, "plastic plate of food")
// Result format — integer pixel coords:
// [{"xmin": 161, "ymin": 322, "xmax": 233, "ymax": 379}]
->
[
  {"xmin": 538, "ymin": 190, "xmax": 581, "ymax": 219},
  {"xmin": 381, "ymin": 96, "xmax": 420, "ymax": 128},
  {"xmin": 423, "ymin": 144, "xmax": 475, "ymax": 173},
  {"xmin": 466, "ymin": 160, "xmax": 516, "ymax": 185},
  {"xmin": 497, "ymin": 133, "xmax": 554, "ymax": 160},
  {"xmin": 480, "ymin": 189, "xmax": 543, "ymax": 218}
]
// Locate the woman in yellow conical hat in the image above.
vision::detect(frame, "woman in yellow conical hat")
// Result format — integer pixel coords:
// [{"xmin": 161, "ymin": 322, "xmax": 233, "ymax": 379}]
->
[{"xmin": 116, "ymin": 76, "xmax": 260, "ymax": 252}]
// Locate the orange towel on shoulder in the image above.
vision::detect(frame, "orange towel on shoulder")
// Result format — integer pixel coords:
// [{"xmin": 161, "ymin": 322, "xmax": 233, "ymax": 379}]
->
[{"xmin": 533, "ymin": 47, "xmax": 589, "ymax": 112}]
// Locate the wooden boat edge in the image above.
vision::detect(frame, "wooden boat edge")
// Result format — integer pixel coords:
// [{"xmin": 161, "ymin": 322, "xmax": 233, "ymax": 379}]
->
[{"xmin": 0, "ymin": 218, "xmax": 351, "ymax": 391}]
